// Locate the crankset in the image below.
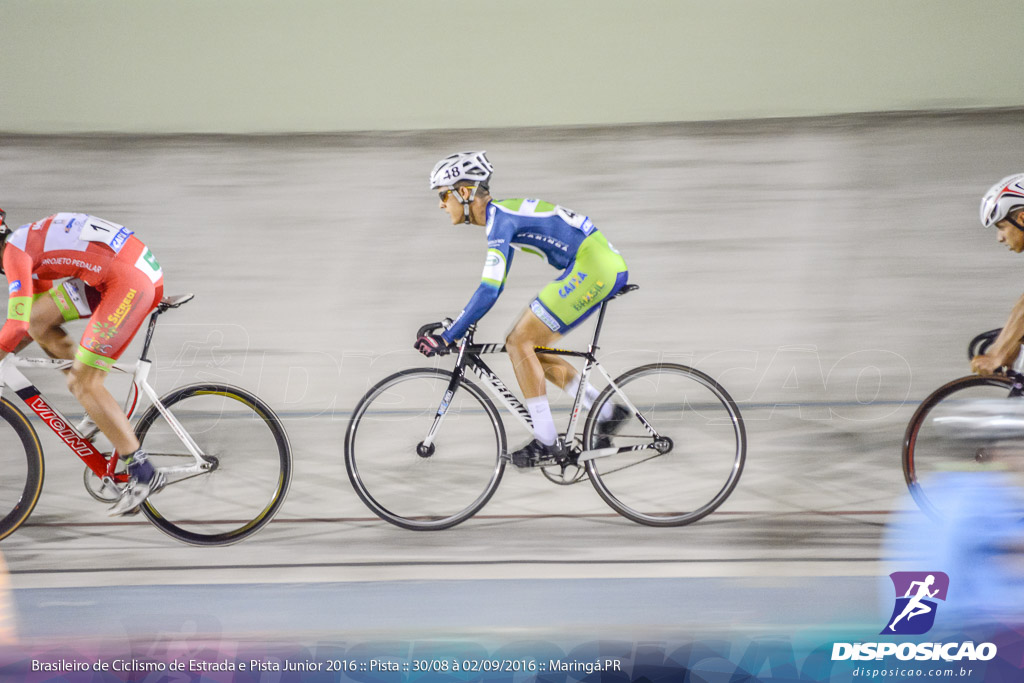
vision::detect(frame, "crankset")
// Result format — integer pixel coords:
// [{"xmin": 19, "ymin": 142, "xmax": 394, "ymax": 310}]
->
[{"xmin": 83, "ymin": 465, "xmax": 121, "ymax": 503}]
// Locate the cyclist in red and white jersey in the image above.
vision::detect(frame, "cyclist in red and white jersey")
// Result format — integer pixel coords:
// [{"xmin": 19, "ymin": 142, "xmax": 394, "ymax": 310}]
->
[{"xmin": 0, "ymin": 210, "xmax": 165, "ymax": 515}]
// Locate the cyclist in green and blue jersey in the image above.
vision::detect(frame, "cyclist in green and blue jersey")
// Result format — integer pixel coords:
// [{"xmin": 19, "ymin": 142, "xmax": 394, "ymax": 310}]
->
[{"xmin": 415, "ymin": 152, "xmax": 630, "ymax": 467}]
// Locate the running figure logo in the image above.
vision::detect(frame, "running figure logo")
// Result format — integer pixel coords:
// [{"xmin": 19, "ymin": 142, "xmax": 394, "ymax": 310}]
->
[{"xmin": 882, "ymin": 572, "xmax": 949, "ymax": 635}]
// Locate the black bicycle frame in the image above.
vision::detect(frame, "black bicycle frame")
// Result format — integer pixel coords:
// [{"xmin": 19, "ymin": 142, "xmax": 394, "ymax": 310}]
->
[{"xmin": 424, "ymin": 289, "xmax": 661, "ymax": 460}]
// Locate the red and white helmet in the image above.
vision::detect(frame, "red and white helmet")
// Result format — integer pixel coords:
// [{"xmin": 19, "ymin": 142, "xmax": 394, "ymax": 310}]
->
[
  {"xmin": 980, "ymin": 173, "xmax": 1024, "ymax": 228},
  {"xmin": 429, "ymin": 151, "xmax": 493, "ymax": 190}
]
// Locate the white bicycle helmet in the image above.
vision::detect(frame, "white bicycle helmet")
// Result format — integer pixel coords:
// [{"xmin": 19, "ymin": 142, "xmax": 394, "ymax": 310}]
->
[
  {"xmin": 430, "ymin": 151, "xmax": 494, "ymax": 224},
  {"xmin": 980, "ymin": 173, "xmax": 1024, "ymax": 228},
  {"xmin": 429, "ymin": 151, "xmax": 493, "ymax": 190}
]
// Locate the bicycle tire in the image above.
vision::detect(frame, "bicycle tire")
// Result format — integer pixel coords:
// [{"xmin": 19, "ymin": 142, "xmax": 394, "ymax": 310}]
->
[
  {"xmin": 0, "ymin": 398, "xmax": 45, "ymax": 541},
  {"xmin": 902, "ymin": 374, "xmax": 1016, "ymax": 521},
  {"xmin": 582, "ymin": 363, "xmax": 746, "ymax": 526},
  {"xmin": 345, "ymin": 368, "xmax": 506, "ymax": 530},
  {"xmin": 134, "ymin": 383, "xmax": 292, "ymax": 546}
]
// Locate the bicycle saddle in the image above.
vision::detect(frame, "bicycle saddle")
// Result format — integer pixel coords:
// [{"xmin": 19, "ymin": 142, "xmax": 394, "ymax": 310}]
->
[
  {"xmin": 607, "ymin": 283, "xmax": 639, "ymax": 301},
  {"xmin": 159, "ymin": 293, "xmax": 195, "ymax": 310}
]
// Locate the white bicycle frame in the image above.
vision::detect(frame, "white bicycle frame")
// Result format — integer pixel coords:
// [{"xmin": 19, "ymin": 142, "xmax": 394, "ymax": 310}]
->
[{"xmin": 0, "ymin": 349, "xmax": 211, "ymax": 494}]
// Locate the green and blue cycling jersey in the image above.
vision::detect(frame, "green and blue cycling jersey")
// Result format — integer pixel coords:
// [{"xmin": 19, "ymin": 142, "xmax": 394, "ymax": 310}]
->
[{"xmin": 441, "ymin": 198, "xmax": 629, "ymax": 343}]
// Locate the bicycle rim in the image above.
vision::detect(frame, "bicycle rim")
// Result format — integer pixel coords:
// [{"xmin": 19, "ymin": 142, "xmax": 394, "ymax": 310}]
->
[
  {"xmin": 583, "ymin": 363, "xmax": 746, "ymax": 526},
  {"xmin": 903, "ymin": 374, "xmax": 1019, "ymax": 522},
  {"xmin": 0, "ymin": 399, "xmax": 45, "ymax": 541},
  {"xmin": 345, "ymin": 368, "xmax": 506, "ymax": 530},
  {"xmin": 136, "ymin": 384, "xmax": 292, "ymax": 546}
]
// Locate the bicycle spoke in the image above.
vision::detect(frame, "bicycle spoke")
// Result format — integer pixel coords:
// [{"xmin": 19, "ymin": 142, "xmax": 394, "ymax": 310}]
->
[
  {"xmin": 137, "ymin": 385, "xmax": 291, "ymax": 545},
  {"xmin": 583, "ymin": 363, "xmax": 745, "ymax": 526},
  {"xmin": 588, "ymin": 451, "xmax": 665, "ymax": 476},
  {"xmin": 346, "ymin": 369, "xmax": 505, "ymax": 530}
]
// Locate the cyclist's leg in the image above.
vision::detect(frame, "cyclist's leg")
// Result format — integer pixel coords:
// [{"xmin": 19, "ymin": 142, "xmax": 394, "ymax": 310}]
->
[
  {"xmin": 507, "ymin": 232, "xmax": 627, "ymax": 458},
  {"xmin": 28, "ymin": 280, "xmax": 97, "ymax": 360},
  {"xmin": 507, "ymin": 313, "xmax": 562, "ymax": 400},
  {"xmin": 529, "ymin": 231, "xmax": 629, "ymax": 412},
  {"xmin": 525, "ymin": 333, "xmax": 615, "ymax": 419},
  {"xmin": 506, "ymin": 322, "xmax": 565, "ymax": 465},
  {"xmin": 68, "ymin": 362, "xmax": 140, "ymax": 455},
  {"xmin": 69, "ymin": 267, "xmax": 162, "ymax": 456}
]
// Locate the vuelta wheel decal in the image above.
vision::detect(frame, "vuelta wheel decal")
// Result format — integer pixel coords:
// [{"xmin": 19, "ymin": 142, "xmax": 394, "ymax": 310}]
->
[
  {"xmin": 158, "ymin": 391, "xmax": 285, "ymax": 532},
  {"xmin": 3, "ymin": 401, "xmax": 44, "ymax": 528},
  {"xmin": 194, "ymin": 390, "xmax": 259, "ymax": 413}
]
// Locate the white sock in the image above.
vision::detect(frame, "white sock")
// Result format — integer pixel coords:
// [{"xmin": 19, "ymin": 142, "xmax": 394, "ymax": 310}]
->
[
  {"xmin": 566, "ymin": 374, "xmax": 612, "ymax": 421},
  {"xmin": 525, "ymin": 396, "xmax": 558, "ymax": 446}
]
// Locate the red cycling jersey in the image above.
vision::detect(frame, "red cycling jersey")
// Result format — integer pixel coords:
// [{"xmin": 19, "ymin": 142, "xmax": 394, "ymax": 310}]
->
[{"xmin": 1, "ymin": 213, "xmax": 164, "ymax": 370}]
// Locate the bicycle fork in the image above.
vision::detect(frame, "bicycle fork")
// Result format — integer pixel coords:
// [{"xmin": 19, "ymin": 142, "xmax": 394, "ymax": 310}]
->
[{"xmin": 417, "ymin": 343, "xmax": 478, "ymax": 457}]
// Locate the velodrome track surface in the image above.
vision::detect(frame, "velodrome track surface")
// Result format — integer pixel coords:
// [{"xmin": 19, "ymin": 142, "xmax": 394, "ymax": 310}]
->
[{"xmin": 1, "ymin": 110, "xmax": 1023, "ymax": 643}]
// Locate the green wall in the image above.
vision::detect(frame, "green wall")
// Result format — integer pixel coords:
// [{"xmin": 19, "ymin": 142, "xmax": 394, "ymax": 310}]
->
[{"xmin": 1, "ymin": 0, "xmax": 1021, "ymax": 134}]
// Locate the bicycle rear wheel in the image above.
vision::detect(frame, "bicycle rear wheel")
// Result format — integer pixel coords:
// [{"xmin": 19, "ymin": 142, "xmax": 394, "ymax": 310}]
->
[
  {"xmin": 345, "ymin": 368, "xmax": 506, "ymax": 530},
  {"xmin": 582, "ymin": 363, "xmax": 745, "ymax": 526},
  {"xmin": 134, "ymin": 384, "xmax": 292, "ymax": 546},
  {"xmin": 902, "ymin": 374, "xmax": 1019, "ymax": 521},
  {"xmin": 0, "ymin": 398, "xmax": 44, "ymax": 541}
]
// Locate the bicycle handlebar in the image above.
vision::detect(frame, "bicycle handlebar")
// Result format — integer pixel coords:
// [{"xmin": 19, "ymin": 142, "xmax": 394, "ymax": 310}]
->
[
  {"xmin": 417, "ymin": 318, "xmax": 458, "ymax": 339},
  {"xmin": 417, "ymin": 321, "xmax": 446, "ymax": 338},
  {"xmin": 969, "ymin": 328, "xmax": 1003, "ymax": 360}
]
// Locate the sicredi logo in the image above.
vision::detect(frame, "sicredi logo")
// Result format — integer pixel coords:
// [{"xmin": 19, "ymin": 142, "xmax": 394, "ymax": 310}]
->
[{"xmin": 882, "ymin": 571, "xmax": 949, "ymax": 636}]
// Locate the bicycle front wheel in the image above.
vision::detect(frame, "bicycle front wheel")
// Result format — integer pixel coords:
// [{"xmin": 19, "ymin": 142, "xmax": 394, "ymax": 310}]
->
[
  {"xmin": 0, "ymin": 398, "xmax": 44, "ymax": 541},
  {"xmin": 135, "ymin": 384, "xmax": 292, "ymax": 546},
  {"xmin": 582, "ymin": 363, "xmax": 746, "ymax": 526},
  {"xmin": 345, "ymin": 368, "xmax": 506, "ymax": 530},
  {"xmin": 903, "ymin": 374, "xmax": 1018, "ymax": 521}
]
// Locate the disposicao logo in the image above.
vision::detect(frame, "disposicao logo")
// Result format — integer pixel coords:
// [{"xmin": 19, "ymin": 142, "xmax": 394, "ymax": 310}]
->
[
  {"xmin": 831, "ymin": 571, "xmax": 997, "ymax": 663},
  {"xmin": 882, "ymin": 571, "xmax": 948, "ymax": 636}
]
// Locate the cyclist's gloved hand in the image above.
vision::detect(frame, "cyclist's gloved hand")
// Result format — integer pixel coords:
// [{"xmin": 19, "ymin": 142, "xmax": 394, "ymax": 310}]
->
[{"xmin": 415, "ymin": 333, "xmax": 451, "ymax": 357}]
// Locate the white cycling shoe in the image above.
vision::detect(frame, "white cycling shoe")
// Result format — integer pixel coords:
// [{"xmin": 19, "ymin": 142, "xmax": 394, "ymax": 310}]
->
[{"xmin": 107, "ymin": 451, "xmax": 165, "ymax": 517}]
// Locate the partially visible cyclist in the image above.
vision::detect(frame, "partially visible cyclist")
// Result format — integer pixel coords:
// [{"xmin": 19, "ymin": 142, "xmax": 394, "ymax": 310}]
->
[
  {"xmin": 972, "ymin": 174, "xmax": 1024, "ymax": 376},
  {"xmin": 0, "ymin": 210, "xmax": 165, "ymax": 514},
  {"xmin": 414, "ymin": 152, "xmax": 631, "ymax": 467}
]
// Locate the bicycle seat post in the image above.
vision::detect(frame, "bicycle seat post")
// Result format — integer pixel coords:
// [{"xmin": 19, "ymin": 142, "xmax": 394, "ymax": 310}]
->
[
  {"xmin": 588, "ymin": 284, "xmax": 636, "ymax": 353},
  {"xmin": 138, "ymin": 308, "xmax": 165, "ymax": 363},
  {"xmin": 589, "ymin": 301, "xmax": 610, "ymax": 352}
]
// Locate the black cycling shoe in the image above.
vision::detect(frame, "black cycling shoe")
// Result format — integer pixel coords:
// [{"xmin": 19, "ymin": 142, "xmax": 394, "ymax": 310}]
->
[
  {"xmin": 593, "ymin": 404, "xmax": 632, "ymax": 449},
  {"xmin": 510, "ymin": 439, "xmax": 565, "ymax": 468}
]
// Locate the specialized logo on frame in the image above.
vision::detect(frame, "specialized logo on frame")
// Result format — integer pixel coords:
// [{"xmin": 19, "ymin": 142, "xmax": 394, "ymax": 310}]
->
[{"xmin": 881, "ymin": 571, "xmax": 949, "ymax": 635}]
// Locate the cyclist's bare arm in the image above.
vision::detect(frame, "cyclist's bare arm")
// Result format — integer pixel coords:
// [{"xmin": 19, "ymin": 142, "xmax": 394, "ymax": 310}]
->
[{"xmin": 972, "ymin": 292, "xmax": 1024, "ymax": 375}]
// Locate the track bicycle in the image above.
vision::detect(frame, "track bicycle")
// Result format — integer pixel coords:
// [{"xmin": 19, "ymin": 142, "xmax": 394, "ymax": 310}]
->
[
  {"xmin": 0, "ymin": 294, "xmax": 292, "ymax": 546},
  {"xmin": 345, "ymin": 284, "xmax": 747, "ymax": 530},
  {"xmin": 902, "ymin": 328, "xmax": 1024, "ymax": 521}
]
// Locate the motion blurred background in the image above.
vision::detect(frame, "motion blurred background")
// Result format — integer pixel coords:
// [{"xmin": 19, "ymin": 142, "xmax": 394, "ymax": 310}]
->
[{"xmin": 1, "ymin": 0, "xmax": 1023, "ymax": 657}]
